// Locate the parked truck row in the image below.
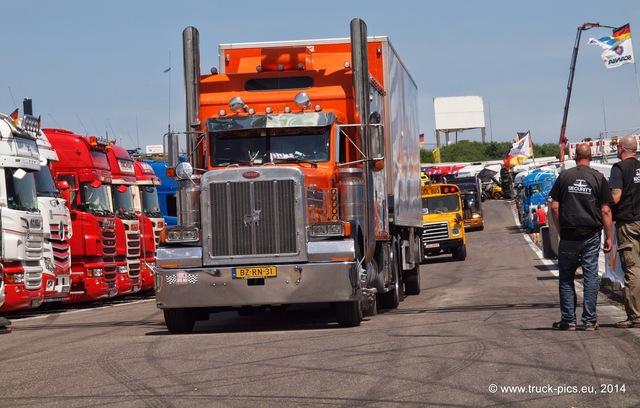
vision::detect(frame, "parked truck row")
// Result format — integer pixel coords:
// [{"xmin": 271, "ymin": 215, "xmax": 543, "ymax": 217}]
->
[
  {"xmin": 3, "ymin": 19, "xmax": 433, "ymax": 332},
  {"xmin": 0, "ymin": 100, "xmax": 162, "ymax": 314}
]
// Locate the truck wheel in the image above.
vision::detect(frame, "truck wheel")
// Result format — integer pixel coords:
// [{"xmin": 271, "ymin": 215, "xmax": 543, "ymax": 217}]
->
[
  {"xmin": 163, "ymin": 309, "xmax": 196, "ymax": 334},
  {"xmin": 379, "ymin": 241, "xmax": 401, "ymax": 309},
  {"xmin": 454, "ymin": 245, "xmax": 467, "ymax": 261},
  {"xmin": 335, "ymin": 301, "xmax": 363, "ymax": 327},
  {"xmin": 404, "ymin": 266, "xmax": 421, "ymax": 296},
  {"xmin": 493, "ymin": 192, "xmax": 502, "ymax": 200}
]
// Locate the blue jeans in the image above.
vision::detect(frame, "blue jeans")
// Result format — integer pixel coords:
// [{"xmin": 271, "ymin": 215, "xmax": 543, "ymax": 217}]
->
[{"xmin": 557, "ymin": 233, "xmax": 601, "ymax": 325}]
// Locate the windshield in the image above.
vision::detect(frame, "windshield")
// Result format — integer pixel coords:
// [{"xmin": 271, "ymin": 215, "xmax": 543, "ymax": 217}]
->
[
  {"xmin": 140, "ymin": 186, "xmax": 162, "ymax": 217},
  {"xmin": 527, "ymin": 183, "xmax": 543, "ymax": 195},
  {"xmin": 112, "ymin": 185, "xmax": 135, "ymax": 216},
  {"xmin": 462, "ymin": 193, "xmax": 480, "ymax": 212},
  {"xmin": 210, "ymin": 127, "xmax": 330, "ymax": 166},
  {"xmin": 6, "ymin": 168, "xmax": 38, "ymax": 211},
  {"xmin": 422, "ymin": 195, "xmax": 460, "ymax": 214},
  {"xmin": 34, "ymin": 165, "xmax": 59, "ymax": 198},
  {"xmin": 80, "ymin": 182, "xmax": 113, "ymax": 216}
]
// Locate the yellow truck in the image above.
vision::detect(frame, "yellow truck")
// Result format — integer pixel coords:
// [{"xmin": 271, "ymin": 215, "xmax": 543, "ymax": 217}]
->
[{"xmin": 421, "ymin": 183, "xmax": 467, "ymax": 261}]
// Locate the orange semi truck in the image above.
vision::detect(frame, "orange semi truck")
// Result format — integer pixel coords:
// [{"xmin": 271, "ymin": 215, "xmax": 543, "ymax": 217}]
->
[
  {"xmin": 155, "ymin": 18, "xmax": 423, "ymax": 333},
  {"xmin": 46, "ymin": 129, "xmax": 119, "ymax": 303}
]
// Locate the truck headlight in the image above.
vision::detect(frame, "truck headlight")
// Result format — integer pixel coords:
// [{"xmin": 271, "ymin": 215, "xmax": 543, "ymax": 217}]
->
[
  {"xmin": 87, "ymin": 268, "xmax": 103, "ymax": 277},
  {"xmin": 44, "ymin": 258, "xmax": 55, "ymax": 272},
  {"xmin": 165, "ymin": 226, "xmax": 200, "ymax": 243},
  {"xmin": 310, "ymin": 222, "xmax": 349, "ymax": 237},
  {"xmin": 451, "ymin": 228, "xmax": 460, "ymax": 236},
  {"xmin": 5, "ymin": 273, "xmax": 24, "ymax": 284}
]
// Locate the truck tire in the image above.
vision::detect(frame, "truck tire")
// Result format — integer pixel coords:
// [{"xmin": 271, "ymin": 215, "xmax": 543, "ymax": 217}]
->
[
  {"xmin": 163, "ymin": 309, "xmax": 196, "ymax": 334},
  {"xmin": 493, "ymin": 192, "xmax": 502, "ymax": 200},
  {"xmin": 454, "ymin": 245, "xmax": 467, "ymax": 261},
  {"xmin": 404, "ymin": 234, "xmax": 422, "ymax": 295},
  {"xmin": 378, "ymin": 240, "xmax": 401, "ymax": 310},
  {"xmin": 335, "ymin": 301, "xmax": 363, "ymax": 327},
  {"xmin": 404, "ymin": 267, "xmax": 421, "ymax": 296}
]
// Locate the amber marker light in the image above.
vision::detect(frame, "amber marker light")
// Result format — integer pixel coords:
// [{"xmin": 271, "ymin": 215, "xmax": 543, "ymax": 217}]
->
[
  {"xmin": 343, "ymin": 221, "xmax": 351, "ymax": 237},
  {"xmin": 159, "ymin": 263, "xmax": 181, "ymax": 268}
]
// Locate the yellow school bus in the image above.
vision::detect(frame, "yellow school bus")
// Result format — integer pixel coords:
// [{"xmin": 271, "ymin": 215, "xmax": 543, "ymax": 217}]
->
[{"xmin": 421, "ymin": 182, "xmax": 467, "ymax": 261}]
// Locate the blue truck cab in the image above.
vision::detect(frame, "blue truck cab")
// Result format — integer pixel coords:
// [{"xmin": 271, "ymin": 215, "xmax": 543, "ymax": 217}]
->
[{"xmin": 145, "ymin": 161, "xmax": 178, "ymax": 226}]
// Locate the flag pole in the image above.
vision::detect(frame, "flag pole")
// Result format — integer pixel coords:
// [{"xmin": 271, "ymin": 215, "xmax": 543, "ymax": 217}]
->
[
  {"xmin": 634, "ymin": 61, "xmax": 640, "ymax": 107},
  {"xmin": 529, "ymin": 130, "xmax": 536, "ymax": 166}
]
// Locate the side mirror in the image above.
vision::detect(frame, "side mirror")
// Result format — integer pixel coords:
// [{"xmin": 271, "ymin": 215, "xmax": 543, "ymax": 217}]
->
[
  {"xmin": 175, "ymin": 162, "xmax": 194, "ymax": 180},
  {"xmin": 57, "ymin": 180, "xmax": 70, "ymax": 191},
  {"xmin": 455, "ymin": 214, "xmax": 462, "ymax": 222}
]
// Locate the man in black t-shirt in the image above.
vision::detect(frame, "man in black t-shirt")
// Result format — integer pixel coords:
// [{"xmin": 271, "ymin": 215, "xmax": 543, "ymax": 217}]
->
[
  {"xmin": 549, "ymin": 143, "xmax": 613, "ymax": 331},
  {"xmin": 609, "ymin": 136, "xmax": 640, "ymax": 328}
]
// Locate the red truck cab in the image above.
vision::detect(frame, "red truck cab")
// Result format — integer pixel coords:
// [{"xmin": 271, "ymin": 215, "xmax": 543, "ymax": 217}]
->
[
  {"xmin": 106, "ymin": 144, "xmax": 141, "ymax": 295},
  {"xmin": 45, "ymin": 128, "xmax": 119, "ymax": 303},
  {"xmin": 133, "ymin": 159, "xmax": 163, "ymax": 291}
]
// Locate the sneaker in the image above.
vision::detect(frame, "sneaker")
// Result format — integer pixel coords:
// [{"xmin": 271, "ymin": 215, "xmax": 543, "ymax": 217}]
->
[
  {"xmin": 552, "ymin": 321, "xmax": 576, "ymax": 331},
  {"xmin": 583, "ymin": 322, "xmax": 599, "ymax": 331},
  {"xmin": 615, "ymin": 319, "xmax": 640, "ymax": 328}
]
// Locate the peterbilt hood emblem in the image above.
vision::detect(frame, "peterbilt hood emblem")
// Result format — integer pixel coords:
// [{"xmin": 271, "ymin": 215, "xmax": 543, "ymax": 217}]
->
[
  {"xmin": 244, "ymin": 209, "xmax": 262, "ymax": 227},
  {"xmin": 243, "ymin": 170, "xmax": 260, "ymax": 179}
]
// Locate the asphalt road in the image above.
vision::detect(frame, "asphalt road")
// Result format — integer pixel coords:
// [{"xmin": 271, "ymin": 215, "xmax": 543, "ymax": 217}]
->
[{"xmin": 1, "ymin": 199, "xmax": 640, "ymax": 407}]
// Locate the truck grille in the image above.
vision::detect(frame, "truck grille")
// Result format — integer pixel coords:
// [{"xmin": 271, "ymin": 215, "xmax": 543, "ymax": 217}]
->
[
  {"xmin": 50, "ymin": 222, "xmax": 71, "ymax": 271},
  {"xmin": 102, "ymin": 229, "xmax": 117, "ymax": 257},
  {"xmin": 208, "ymin": 179, "xmax": 298, "ymax": 257},
  {"xmin": 25, "ymin": 231, "xmax": 43, "ymax": 260},
  {"xmin": 126, "ymin": 232, "xmax": 141, "ymax": 257},
  {"xmin": 24, "ymin": 262, "xmax": 42, "ymax": 290},
  {"xmin": 422, "ymin": 222, "xmax": 449, "ymax": 243}
]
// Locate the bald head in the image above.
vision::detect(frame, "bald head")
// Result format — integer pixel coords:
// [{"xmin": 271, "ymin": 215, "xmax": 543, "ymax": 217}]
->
[
  {"xmin": 618, "ymin": 136, "xmax": 637, "ymax": 159},
  {"xmin": 575, "ymin": 143, "xmax": 592, "ymax": 163}
]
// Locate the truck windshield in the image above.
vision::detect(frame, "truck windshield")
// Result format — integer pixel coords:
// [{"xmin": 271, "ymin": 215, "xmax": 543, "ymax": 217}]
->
[
  {"xmin": 6, "ymin": 168, "xmax": 38, "ymax": 211},
  {"xmin": 80, "ymin": 182, "xmax": 113, "ymax": 216},
  {"xmin": 34, "ymin": 165, "xmax": 59, "ymax": 198},
  {"xmin": 422, "ymin": 195, "xmax": 460, "ymax": 214},
  {"xmin": 140, "ymin": 186, "xmax": 162, "ymax": 217},
  {"xmin": 210, "ymin": 127, "xmax": 330, "ymax": 166},
  {"xmin": 526, "ymin": 184, "xmax": 543, "ymax": 195},
  {"xmin": 112, "ymin": 185, "xmax": 136, "ymax": 216},
  {"xmin": 462, "ymin": 193, "xmax": 480, "ymax": 213}
]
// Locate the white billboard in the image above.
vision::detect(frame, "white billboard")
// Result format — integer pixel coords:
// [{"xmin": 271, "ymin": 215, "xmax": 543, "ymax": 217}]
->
[
  {"xmin": 146, "ymin": 144, "xmax": 164, "ymax": 154},
  {"xmin": 434, "ymin": 96, "xmax": 485, "ymax": 131}
]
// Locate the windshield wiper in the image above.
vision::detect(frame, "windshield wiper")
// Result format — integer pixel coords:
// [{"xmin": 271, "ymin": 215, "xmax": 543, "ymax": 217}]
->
[
  {"xmin": 13, "ymin": 204, "xmax": 34, "ymax": 212},
  {"xmin": 271, "ymin": 157, "xmax": 318, "ymax": 168},
  {"xmin": 217, "ymin": 157, "xmax": 251, "ymax": 165}
]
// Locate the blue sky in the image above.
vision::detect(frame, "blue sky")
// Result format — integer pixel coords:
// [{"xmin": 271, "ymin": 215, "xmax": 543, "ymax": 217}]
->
[{"xmin": 3, "ymin": 1, "xmax": 640, "ymax": 151}]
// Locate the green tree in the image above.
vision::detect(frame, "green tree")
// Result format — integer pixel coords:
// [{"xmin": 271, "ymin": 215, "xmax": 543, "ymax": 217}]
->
[{"xmin": 420, "ymin": 141, "xmax": 560, "ymax": 163}]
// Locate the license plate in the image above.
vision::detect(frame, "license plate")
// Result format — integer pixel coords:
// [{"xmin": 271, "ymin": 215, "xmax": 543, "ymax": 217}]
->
[
  {"xmin": 232, "ymin": 266, "xmax": 277, "ymax": 279},
  {"xmin": 30, "ymin": 299, "xmax": 39, "ymax": 308},
  {"xmin": 133, "ymin": 285, "xmax": 139, "ymax": 292},
  {"xmin": 426, "ymin": 243, "xmax": 440, "ymax": 249},
  {"xmin": 62, "ymin": 286, "xmax": 70, "ymax": 293}
]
